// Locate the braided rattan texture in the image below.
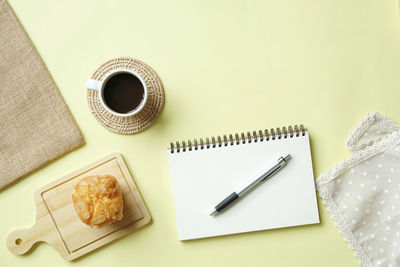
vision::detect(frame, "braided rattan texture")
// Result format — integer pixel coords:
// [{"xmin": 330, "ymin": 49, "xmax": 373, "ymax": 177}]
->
[{"xmin": 87, "ymin": 57, "xmax": 164, "ymax": 134}]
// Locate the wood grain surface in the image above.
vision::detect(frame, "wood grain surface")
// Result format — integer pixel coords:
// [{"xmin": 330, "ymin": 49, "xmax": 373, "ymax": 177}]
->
[{"xmin": 6, "ymin": 153, "xmax": 151, "ymax": 260}]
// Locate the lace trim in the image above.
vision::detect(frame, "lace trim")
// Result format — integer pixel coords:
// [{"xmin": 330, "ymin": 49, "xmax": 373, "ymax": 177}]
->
[
  {"xmin": 316, "ymin": 182, "xmax": 374, "ymax": 267},
  {"xmin": 316, "ymin": 113, "xmax": 400, "ymax": 267},
  {"xmin": 319, "ymin": 130, "xmax": 400, "ymax": 185},
  {"xmin": 346, "ymin": 112, "xmax": 400, "ymax": 152}
]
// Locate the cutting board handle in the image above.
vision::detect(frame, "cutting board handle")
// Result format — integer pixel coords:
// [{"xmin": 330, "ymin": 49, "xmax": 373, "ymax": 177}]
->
[{"xmin": 6, "ymin": 216, "xmax": 52, "ymax": 255}]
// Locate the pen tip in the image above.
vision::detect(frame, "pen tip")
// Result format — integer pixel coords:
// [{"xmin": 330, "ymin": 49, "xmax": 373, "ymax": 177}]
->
[
  {"xmin": 284, "ymin": 154, "xmax": 291, "ymax": 162},
  {"xmin": 210, "ymin": 210, "xmax": 217, "ymax": 216}
]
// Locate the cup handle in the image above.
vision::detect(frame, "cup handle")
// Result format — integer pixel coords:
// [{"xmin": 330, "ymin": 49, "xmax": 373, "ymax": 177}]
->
[{"xmin": 86, "ymin": 79, "xmax": 100, "ymax": 91}]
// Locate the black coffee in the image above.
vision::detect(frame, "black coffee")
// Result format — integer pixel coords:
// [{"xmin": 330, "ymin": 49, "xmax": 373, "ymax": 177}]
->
[{"xmin": 103, "ymin": 73, "xmax": 144, "ymax": 114}]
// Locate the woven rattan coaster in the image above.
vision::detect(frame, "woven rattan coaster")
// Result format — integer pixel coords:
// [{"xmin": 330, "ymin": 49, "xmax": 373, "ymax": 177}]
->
[{"xmin": 87, "ymin": 57, "xmax": 164, "ymax": 134}]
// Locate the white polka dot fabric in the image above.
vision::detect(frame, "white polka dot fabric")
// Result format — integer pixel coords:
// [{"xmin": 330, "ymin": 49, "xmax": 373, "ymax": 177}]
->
[{"xmin": 317, "ymin": 113, "xmax": 400, "ymax": 267}]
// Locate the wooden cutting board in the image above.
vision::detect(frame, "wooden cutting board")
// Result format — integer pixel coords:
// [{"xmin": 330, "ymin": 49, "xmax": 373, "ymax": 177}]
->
[{"xmin": 6, "ymin": 153, "xmax": 151, "ymax": 260}]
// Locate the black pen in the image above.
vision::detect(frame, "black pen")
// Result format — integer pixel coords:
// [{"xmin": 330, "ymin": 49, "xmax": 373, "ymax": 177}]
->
[{"xmin": 210, "ymin": 154, "xmax": 291, "ymax": 216}]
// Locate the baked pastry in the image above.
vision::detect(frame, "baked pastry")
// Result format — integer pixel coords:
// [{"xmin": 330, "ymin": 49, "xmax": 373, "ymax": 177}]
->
[{"xmin": 72, "ymin": 175, "xmax": 124, "ymax": 228}]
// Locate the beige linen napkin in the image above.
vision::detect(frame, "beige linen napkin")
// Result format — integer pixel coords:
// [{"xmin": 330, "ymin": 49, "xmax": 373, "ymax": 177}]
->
[
  {"xmin": 317, "ymin": 113, "xmax": 400, "ymax": 267},
  {"xmin": 0, "ymin": 0, "xmax": 83, "ymax": 190}
]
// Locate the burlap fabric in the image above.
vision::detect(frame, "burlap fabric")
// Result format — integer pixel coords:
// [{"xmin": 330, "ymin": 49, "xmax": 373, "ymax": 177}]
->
[{"xmin": 0, "ymin": 0, "xmax": 83, "ymax": 190}]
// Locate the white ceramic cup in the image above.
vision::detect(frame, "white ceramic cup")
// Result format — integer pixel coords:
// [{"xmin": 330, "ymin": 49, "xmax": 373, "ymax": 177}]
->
[{"xmin": 86, "ymin": 69, "xmax": 148, "ymax": 117}]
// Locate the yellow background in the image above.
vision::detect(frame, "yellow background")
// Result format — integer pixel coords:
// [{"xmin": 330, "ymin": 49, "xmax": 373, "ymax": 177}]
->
[{"xmin": 1, "ymin": 0, "xmax": 400, "ymax": 266}]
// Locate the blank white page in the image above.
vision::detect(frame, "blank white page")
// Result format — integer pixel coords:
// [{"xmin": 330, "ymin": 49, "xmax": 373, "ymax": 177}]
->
[{"xmin": 167, "ymin": 132, "xmax": 319, "ymax": 240}]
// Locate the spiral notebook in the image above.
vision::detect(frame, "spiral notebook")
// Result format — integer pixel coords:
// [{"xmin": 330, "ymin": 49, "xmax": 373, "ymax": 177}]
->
[{"xmin": 167, "ymin": 125, "xmax": 319, "ymax": 240}]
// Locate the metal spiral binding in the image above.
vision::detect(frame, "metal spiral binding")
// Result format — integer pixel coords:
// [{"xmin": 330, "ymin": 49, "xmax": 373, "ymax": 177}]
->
[{"xmin": 169, "ymin": 124, "xmax": 306, "ymax": 153}]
